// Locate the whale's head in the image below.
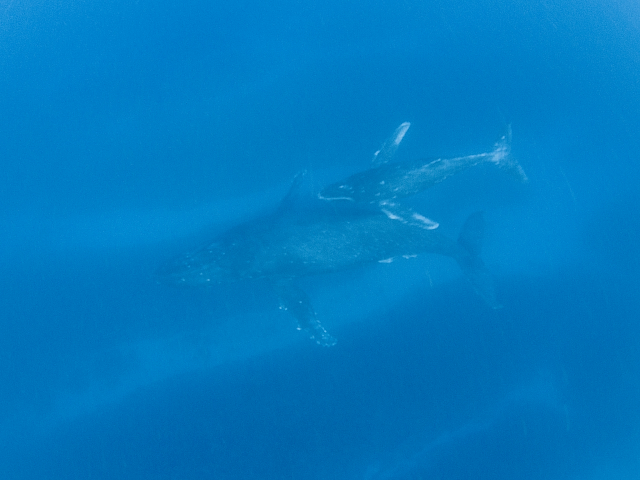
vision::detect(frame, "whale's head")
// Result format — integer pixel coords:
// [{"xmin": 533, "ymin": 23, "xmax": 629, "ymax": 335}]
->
[{"xmin": 156, "ymin": 242, "xmax": 232, "ymax": 287}]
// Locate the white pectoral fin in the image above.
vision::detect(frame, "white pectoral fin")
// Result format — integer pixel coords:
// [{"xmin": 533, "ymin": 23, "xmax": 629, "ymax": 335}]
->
[
  {"xmin": 273, "ymin": 280, "xmax": 337, "ymax": 347},
  {"xmin": 372, "ymin": 122, "xmax": 411, "ymax": 166},
  {"xmin": 381, "ymin": 204, "xmax": 439, "ymax": 230},
  {"xmin": 411, "ymin": 212, "xmax": 439, "ymax": 230},
  {"xmin": 392, "ymin": 122, "xmax": 411, "ymax": 146}
]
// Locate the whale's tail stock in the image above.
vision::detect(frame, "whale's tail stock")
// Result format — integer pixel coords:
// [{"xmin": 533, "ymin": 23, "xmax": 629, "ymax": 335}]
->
[{"xmin": 490, "ymin": 125, "xmax": 528, "ymax": 183}]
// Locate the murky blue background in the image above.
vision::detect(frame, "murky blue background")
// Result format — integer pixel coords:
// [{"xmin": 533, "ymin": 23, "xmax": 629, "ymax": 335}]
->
[{"xmin": 1, "ymin": 0, "xmax": 639, "ymax": 478}]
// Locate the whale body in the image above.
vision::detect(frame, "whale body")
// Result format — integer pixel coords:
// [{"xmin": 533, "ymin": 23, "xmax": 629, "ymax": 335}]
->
[
  {"xmin": 158, "ymin": 124, "xmax": 524, "ymax": 345},
  {"xmin": 158, "ymin": 190, "xmax": 498, "ymax": 346},
  {"xmin": 319, "ymin": 125, "xmax": 527, "ymax": 205}
]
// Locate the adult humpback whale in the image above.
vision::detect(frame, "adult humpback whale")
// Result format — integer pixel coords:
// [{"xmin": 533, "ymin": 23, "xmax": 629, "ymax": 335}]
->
[{"xmin": 158, "ymin": 174, "xmax": 500, "ymax": 346}]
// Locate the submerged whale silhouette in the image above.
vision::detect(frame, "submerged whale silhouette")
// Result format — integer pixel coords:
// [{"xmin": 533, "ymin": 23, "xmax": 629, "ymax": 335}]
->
[
  {"xmin": 159, "ymin": 125, "xmax": 524, "ymax": 345},
  {"xmin": 158, "ymin": 178, "xmax": 501, "ymax": 346},
  {"xmin": 319, "ymin": 123, "xmax": 527, "ymax": 231},
  {"xmin": 319, "ymin": 123, "xmax": 527, "ymax": 205}
]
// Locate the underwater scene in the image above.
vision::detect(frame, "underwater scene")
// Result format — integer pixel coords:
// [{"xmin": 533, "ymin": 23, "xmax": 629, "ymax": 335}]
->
[{"xmin": 1, "ymin": 0, "xmax": 639, "ymax": 478}]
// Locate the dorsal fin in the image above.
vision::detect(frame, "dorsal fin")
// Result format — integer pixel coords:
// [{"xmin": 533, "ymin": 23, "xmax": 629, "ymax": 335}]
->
[
  {"xmin": 280, "ymin": 170, "xmax": 306, "ymax": 204},
  {"xmin": 275, "ymin": 171, "xmax": 312, "ymax": 216},
  {"xmin": 372, "ymin": 122, "xmax": 410, "ymax": 166}
]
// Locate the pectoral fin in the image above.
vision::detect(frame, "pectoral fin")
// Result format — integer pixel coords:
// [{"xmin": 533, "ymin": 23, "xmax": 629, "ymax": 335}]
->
[
  {"xmin": 273, "ymin": 280, "xmax": 337, "ymax": 347},
  {"xmin": 372, "ymin": 122, "xmax": 411, "ymax": 166},
  {"xmin": 380, "ymin": 203, "xmax": 439, "ymax": 230}
]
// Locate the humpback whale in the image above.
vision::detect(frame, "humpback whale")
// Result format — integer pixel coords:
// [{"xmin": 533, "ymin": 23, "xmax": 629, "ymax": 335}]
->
[
  {"xmin": 317, "ymin": 123, "xmax": 527, "ymax": 232},
  {"xmin": 319, "ymin": 124, "xmax": 527, "ymax": 204},
  {"xmin": 158, "ymin": 175, "xmax": 500, "ymax": 346}
]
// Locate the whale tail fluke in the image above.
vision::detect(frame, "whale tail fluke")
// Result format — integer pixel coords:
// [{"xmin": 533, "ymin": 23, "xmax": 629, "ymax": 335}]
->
[
  {"xmin": 456, "ymin": 212, "xmax": 502, "ymax": 309},
  {"xmin": 490, "ymin": 125, "xmax": 528, "ymax": 183}
]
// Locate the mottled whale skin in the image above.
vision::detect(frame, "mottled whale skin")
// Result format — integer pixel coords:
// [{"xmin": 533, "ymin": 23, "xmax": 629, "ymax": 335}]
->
[
  {"xmin": 319, "ymin": 126, "xmax": 527, "ymax": 205},
  {"xmin": 158, "ymin": 195, "xmax": 498, "ymax": 346},
  {"xmin": 158, "ymin": 124, "xmax": 522, "ymax": 345}
]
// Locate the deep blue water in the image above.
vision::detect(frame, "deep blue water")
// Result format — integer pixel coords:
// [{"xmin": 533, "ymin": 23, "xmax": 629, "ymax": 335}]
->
[{"xmin": 1, "ymin": 0, "xmax": 639, "ymax": 478}]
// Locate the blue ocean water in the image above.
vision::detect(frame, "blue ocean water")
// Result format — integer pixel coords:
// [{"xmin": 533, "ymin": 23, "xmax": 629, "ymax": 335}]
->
[{"xmin": 1, "ymin": 0, "xmax": 639, "ymax": 478}]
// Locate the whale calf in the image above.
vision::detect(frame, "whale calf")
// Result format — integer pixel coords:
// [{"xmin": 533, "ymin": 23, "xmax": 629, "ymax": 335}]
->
[{"xmin": 319, "ymin": 124, "xmax": 527, "ymax": 205}]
